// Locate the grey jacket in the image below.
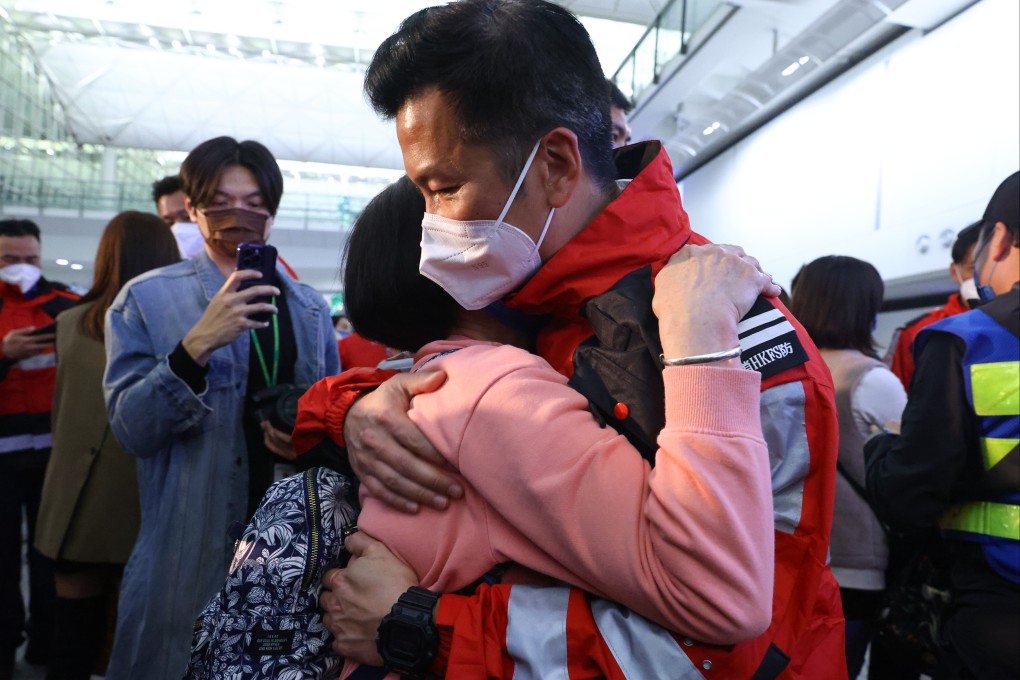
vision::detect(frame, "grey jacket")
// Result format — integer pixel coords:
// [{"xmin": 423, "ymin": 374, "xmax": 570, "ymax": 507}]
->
[
  {"xmin": 825, "ymin": 349, "xmax": 894, "ymax": 590},
  {"xmin": 103, "ymin": 251, "xmax": 339, "ymax": 680}
]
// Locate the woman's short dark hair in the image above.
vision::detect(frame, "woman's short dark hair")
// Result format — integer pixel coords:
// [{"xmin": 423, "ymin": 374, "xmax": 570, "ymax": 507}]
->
[
  {"xmin": 79, "ymin": 211, "xmax": 181, "ymax": 341},
  {"xmin": 364, "ymin": 0, "xmax": 617, "ymax": 193},
  {"xmin": 791, "ymin": 255, "xmax": 884, "ymax": 357},
  {"xmin": 179, "ymin": 136, "xmax": 284, "ymax": 215},
  {"xmin": 342, "ymin": 176, "xmax": 459, "ymax": 351}
]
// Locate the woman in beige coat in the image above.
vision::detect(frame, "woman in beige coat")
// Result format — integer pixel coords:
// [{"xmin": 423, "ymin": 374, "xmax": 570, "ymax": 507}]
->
[{"xmin": 34, "ymin": 211, "xmax": 179, "ymax": 679}]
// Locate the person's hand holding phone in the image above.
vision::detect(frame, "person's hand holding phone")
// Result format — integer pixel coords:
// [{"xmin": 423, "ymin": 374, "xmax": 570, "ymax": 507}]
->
[
  {"xmin": 182, "ymin": 269, "xmax": 279, "ymax": 366},
  {"xmin": 2, "ymin": 325, "xmax": 56, "ymax": 361}
]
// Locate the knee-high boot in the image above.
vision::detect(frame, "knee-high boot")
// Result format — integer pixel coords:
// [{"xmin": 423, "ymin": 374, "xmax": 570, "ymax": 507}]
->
[{"xmin": 45, "ymin": 595, "xmax": 106, "ymax": 680}]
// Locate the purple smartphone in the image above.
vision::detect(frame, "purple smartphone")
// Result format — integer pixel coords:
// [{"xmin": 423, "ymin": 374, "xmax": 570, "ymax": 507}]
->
[{"xmin": 236, "ymin": 243, "xmax": 278, "ymax": 323}]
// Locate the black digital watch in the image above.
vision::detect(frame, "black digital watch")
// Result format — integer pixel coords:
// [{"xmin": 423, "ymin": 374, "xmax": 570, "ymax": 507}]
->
[{"xmin": 376, "ymin": 586, "xmax": 441, "ymax": 678}]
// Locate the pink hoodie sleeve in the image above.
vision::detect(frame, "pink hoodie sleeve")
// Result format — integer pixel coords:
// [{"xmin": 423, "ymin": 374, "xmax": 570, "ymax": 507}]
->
[{"xmin": 409, "ymin": 344, "xmax": 773, "ymax": 645}]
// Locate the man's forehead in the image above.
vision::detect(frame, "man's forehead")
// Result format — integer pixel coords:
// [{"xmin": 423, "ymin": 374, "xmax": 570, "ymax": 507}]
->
[{"xmin": 0, "ymin": 235, "xmax": 41, "ymax": 251}]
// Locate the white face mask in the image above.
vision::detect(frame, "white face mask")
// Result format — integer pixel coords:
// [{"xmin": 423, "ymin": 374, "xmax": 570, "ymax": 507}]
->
[
  {"xmin": 419, "ymin": 141, "xmax": 555, "ymax": 310},
  {"xmin": 0, "ymin": 263, "xmax": 42, "ymax": 294},
  {"xmin": 171, "ymin": 221, "xmax": 206, "ymax": 260},
  {"xmin": 957, "ymin": 277, "xmax": 979, "ymax": 304}
]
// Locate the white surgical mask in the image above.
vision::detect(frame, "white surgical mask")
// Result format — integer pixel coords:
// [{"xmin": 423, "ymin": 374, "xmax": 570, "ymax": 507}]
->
[
  {"xmin": 958, "ymin": 277, "xmax": 979, "ymax": 304},
  {"xmin": 0, "ymin": 263, "xmax": 42, "ymax": 294},
  {"xmin": 419, "ymin": 141, "xmax": 555, "ymax": 310},
  {"xmin": 171, "ymin": 221, "xmax": 206, "ymax": 260}
]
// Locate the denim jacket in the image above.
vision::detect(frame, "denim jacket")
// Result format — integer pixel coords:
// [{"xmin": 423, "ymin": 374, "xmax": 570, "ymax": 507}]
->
[{"xmin": 102, "ymin": 251, "xmax": 339, "ymax": 680}]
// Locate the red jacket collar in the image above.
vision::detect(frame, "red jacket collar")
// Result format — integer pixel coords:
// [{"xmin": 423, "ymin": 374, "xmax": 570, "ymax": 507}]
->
[
  {"xmin": 505, "ymin": 142, "xmax": 695, "ymax": 322},
  {"xmin": 944, "ymin": 292, "xmax": 971, "ymax": 316}
]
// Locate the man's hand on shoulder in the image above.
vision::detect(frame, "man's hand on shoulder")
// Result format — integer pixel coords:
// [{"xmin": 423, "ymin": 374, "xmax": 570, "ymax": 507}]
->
[{"xmin": 344, "ymin": 370, "xmax": 463, "ymax": 513}]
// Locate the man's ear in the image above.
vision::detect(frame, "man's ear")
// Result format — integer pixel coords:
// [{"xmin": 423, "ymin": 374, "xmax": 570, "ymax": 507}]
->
[
  {"xmin": 990, "ymin": 222, "xmax": 1012, "ymax": 262},
  {"xmin": 538, "ymin": 127, "xmax": 581, "ymax": 209},
  {"xmin": 948, "ymin": 262, "xmax": 961, "ymax": 283},
  {"xmin": 185, "ymin": 196, "xmax": 200, "ymax": 224}
]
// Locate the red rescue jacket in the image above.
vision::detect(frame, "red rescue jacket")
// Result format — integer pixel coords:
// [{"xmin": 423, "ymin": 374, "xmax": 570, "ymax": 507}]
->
[
  {"xmin": 888, "ymin": 293, "xmax": 970, "ymax": 393},
  {"xmin": 0, "ymin": 278, "xmax": 79, "ymax": 453}
]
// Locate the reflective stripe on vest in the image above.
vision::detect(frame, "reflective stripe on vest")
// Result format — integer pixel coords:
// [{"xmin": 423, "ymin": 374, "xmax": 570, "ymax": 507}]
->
[
  {"xmin": 972, "ymin": 361, "xmax": 1020, "ymax": 416},
  {"xmin": 590, "ymin": 599, "xmax": 703, "ymax": 679},
  {"xmin": 0, "ymin": 432, "xmax": 52, "ymax": 454},
  {"xmin": 982, "ymin": 437, "xmax": 1019, "ymax": 470},
  {"xmin": 939, "ymin": 501, "xmax": 1020, "ymax": 541},
  {"xmin": 972, "ymin": 358, "xmax": 1019, "ymax": 478},
  {"xmin": 507, "ymin": 586, "xmax": 570, "ymax": 680}
]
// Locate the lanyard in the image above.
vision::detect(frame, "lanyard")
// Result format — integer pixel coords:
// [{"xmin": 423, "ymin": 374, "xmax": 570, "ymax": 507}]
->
[{"xmin": 249, "ymin": 296, "xmax": 279, "ymax": 387}]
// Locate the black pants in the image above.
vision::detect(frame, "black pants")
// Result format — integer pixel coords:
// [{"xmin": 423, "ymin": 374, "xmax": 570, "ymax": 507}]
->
[
  {"xmin": 938, "ymin": 547, "xmax": 1020, "ymax": 680},
  {"xmin": 0, "ymin": 449, "xmax": 54, "ymax": 653}
]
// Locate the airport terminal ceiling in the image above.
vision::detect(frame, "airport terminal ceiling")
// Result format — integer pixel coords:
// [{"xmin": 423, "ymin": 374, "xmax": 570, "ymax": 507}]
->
[
  {"xmin": 1, "ymin": 0, "xmax": 1008, "ymax": 297},
  {"xmin": 0, "ymin": 0, "xmax": 663, "ymax": 170}
]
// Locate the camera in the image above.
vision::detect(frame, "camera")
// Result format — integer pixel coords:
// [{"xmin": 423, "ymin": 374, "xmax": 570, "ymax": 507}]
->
[{"xmin": 250, "ymin": 384, "xmax": 307, "ymax": 433}]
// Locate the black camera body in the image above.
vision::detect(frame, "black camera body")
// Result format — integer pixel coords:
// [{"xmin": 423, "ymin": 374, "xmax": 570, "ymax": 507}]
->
[{"xmin": 250, "ymin": 384, "xmax": 307, "ymax": 433}]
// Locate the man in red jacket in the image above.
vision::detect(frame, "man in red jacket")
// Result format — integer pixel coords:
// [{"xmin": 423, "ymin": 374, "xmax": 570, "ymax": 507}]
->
[
  {"xmin": 887, "ymin": 221, "xmax": 982, "ymax": 392},
  {"xmin": 303, "ymin": 2, "xmax": 843, "ymax": 678},
  {"xmin": 0, "ymin": 219, "xmax": 78, "ymax": 675}
]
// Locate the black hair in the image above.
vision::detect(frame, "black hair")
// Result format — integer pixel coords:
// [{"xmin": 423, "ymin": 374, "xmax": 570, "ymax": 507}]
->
[
  {"xmin": 607, "ymin": 79, "xmax": 633, "ymax": 114},
  {"xmin": 179, "ymin": 137, "xmax": 284, "ymax": 215},
  {"xmin": 364, "ymin": 0, "xmax": 617, "ymax": 192},
  {"xmin": 790, "ymin": 255, "xmax": 884, "ymax": 357},
  {"xmin": 342, "ymin": 176, "xmax": 459, "ymax": 351},
  {"xmin": 951, "ymin": 221, "xmax": 982, "ymax": 264},
  {"xmin": 151, "ymin": 175, "xmax": 183, "ymax": 204},
  {"xmin": 0, "ymin": 218, "xmax": 41, "ymax": 241}
]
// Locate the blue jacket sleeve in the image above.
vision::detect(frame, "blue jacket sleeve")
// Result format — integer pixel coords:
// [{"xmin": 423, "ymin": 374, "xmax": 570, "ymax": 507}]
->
[{"xmin": 103, "ymin": 287, "xmax": 214, "ymax": 457}]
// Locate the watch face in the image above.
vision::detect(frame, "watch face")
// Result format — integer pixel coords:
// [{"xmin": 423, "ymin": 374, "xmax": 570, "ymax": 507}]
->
[
  {"xmin": 383, "ymin": 619, "xmax": 429, "ymax": 661},
  {"xmin": 378, "ymin": 587, "xmax": 440, "ymax": 676}
]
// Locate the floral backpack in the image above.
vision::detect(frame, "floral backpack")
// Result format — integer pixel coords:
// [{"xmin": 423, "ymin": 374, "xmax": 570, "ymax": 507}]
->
[{"xmin": 185, "ymin": 467, "xmax": 359, "ymax": 679}]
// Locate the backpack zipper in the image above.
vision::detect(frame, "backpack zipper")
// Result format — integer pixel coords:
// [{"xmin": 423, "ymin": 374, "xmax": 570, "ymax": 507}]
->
[{"xmin": 300, "ymin": 470, "xmax": 321, "ymax": 592}]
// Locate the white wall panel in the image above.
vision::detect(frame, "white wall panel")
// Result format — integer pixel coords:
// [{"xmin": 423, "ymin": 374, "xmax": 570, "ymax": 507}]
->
[{"xmin": 680, "ymin": 0, "xmax": 1020, "ymax": 290}]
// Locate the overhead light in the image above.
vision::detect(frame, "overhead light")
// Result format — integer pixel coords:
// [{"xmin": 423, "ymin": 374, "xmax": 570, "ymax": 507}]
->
[
  {"xmin": 45, "ymin": 148, "xmax": 55, "ymax": 156},
  {"xmin": 782, "ymin": 56, "xmax": 811, "ymax": 77},
  {"xmin": 206, "ymin": 43, "xmax": 217, "ymax": 54},
  {"xmin": 139, "ymin": 24, "xmax": 153, "ymax": 37},
  {"xmin": 712, "ymin": 121, "xmax": 721, "ymax": 130},
  {"xmin": 315, "ymin": 55, "xmax": 325, "ymax": 67},
  {"xmin": 171, "ymin": 39, "xmax": 182, "ymax": 50},
  {"xmin": 226, "ymin": 34, "xmax": 240, "ymax": 47},
  {"xmin": 311, "ymin": 44, "xmax": 324, "ymax": 56},
  {"xmin": 70, "ymin": 263, "xmax": 84, "ymax": 270},
  {"xmin": 261, "ymin": 49, "xmax": 272, "ymax": 58},
  {"xmin": 0, "ymin": 7, "xmax": 9, "ymax": 21},
  {"xmin": 148, "ymin": 37, "xmax": 160, "ymax": 48},
  {"xmin": 56, "ymin": 258, "xmax": 69, "ymax": 266},
  {"xmin": 702, "ymin": 126, "xmax": 715, "ymax": 136}
]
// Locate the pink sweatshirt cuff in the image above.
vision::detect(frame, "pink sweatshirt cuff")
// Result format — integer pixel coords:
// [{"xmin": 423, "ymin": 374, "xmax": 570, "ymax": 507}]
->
[{"xmin": 662, "ymin": 365, "xmax": 762, "ymax": 437}]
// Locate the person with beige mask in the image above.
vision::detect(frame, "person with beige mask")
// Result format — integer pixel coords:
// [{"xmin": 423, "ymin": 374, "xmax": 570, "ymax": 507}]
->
[{"xmin": 102, "ymin": 136, "xmax": 339, "ymax": 680}]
